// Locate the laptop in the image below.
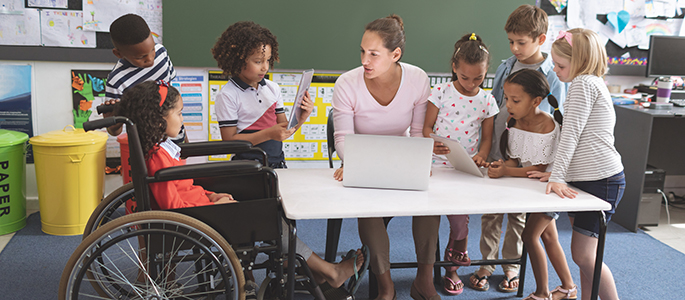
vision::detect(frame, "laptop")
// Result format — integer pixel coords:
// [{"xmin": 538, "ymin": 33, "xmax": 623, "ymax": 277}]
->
[
  {"xmin": 430, "ymin": 134, "xmax": 486, "ymax": 177},
  {"xmin": 343, "ymin": 134, "xmax": 433, "ymax": 190}
]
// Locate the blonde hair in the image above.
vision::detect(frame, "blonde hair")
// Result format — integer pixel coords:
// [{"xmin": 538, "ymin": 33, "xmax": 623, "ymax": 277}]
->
[{"xmin": 552, "ymin": 28, "xmax": 607, "ymax": 79}]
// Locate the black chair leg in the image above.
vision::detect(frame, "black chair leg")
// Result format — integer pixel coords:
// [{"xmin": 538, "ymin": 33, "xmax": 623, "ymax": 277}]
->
[{"xmin": 325, "ymin": 219, "xmax": 343, "ymax": 262}]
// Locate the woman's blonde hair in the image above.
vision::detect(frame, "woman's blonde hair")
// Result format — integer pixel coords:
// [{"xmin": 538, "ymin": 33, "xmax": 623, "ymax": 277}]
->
[{"xmin": 552, "ymin": 28, "xmax": 607, "ymax": 79}]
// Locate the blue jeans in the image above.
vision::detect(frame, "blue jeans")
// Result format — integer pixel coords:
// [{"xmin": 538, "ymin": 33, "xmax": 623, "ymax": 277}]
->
[{"xmin": 568, "ymin": 171, "xmax": 625, "ymax": 237}]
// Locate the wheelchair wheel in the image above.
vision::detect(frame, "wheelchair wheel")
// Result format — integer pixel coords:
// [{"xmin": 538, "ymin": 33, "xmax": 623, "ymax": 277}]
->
[
  {"xmin": 83, "ymin": 182, "xmax": 135, "ymax": 239},
  {"xmin": 60, "ymin": 211, "xmax": 245, "ymax": 300}
]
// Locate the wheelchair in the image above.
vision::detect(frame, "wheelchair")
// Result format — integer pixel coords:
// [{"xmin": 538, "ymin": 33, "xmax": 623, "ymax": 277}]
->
[{"xmin": 59, "ymin": 116, "xmax": 359, "ymax": 300}]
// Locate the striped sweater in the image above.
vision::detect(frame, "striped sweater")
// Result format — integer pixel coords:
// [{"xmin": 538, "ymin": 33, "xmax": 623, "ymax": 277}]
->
[
  {"xmin": 549, "ymin": 75, "xmax": 623, "ymax": 184},
  {"xmin": 105, "ymin": 43, "xmax": 176, "ymax": 101}
]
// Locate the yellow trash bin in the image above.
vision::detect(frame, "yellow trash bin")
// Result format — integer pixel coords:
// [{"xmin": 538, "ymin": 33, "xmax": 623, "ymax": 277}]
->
[{"xmin": 29, "ymin": 125, "xmax": 108, "ymax": 235}]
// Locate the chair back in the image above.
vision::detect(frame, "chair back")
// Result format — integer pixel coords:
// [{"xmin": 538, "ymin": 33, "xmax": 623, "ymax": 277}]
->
[{"xmin": 327, "ymin": 110, "xmax": 336, "ymax": 168}]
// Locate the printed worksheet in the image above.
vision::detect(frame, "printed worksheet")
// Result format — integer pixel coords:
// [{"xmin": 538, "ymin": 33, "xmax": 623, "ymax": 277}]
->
[{"xmin": 41, "ymin": 10, "xmax": 96, "ymax": 47}]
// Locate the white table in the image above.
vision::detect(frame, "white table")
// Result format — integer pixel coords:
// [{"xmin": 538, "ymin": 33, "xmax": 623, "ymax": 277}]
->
[{"xmin": 276, "ymin": 168, "xmax": 611, "ymax": 300}]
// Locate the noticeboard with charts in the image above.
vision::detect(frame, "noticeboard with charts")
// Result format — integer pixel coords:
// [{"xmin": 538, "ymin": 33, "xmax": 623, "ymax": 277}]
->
[{"xmin": 207, "ymin": 70, "xmax": 340, "ymax": 162}]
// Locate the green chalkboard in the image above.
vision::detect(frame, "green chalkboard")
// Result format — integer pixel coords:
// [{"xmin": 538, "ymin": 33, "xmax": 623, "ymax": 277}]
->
[{"xmin": 164, "ymin": 0, "xmax": 535, "ymax": 73}]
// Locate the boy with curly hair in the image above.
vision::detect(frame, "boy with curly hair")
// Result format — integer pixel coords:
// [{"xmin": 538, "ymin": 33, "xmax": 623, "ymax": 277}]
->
[{"xmin": 211, "ymin": 21, "xmax": 312, "ymax": 168}]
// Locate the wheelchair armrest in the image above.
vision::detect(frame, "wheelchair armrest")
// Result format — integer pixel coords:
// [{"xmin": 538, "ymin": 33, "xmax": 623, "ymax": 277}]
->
[
  {"xmin": 179, "ymin": 140, "xmax": 253, "ymax": 158},
  {"xmin": 150, "ymin": 160, "xmax": 262, "ymax": 182}
]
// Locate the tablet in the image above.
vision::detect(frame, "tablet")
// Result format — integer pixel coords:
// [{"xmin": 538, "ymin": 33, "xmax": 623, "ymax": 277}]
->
[
  {"xmin": 430, "ymin": 134, "xmax": 485, "ymax": 177},
  {"xmin": 287, "ymin": 69, "xmax": 315, "ymax": 129}
]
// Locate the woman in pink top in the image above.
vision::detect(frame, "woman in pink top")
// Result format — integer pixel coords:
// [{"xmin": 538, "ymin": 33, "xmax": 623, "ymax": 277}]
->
[{"xmin": 331, "ymin": 14, "xmax": 438, "ymax": 300}]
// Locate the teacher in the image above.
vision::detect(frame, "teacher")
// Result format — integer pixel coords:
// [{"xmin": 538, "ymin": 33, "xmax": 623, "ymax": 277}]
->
[{"xmin": 331, "ymin": 15, "xmax": 440, "ymax": 300}]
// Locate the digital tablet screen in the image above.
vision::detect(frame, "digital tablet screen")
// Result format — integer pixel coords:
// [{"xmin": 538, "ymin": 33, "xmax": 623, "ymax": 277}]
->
[{"xmin": 287, "ymin": 69, "xmax": 315, "ymax": 129}]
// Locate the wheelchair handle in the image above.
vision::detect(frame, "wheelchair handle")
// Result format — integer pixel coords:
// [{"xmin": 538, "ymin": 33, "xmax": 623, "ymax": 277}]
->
[
  {"xmin": 82, "ymin": 116, "xmax": 129, "ymax": 132},
  {"xmin": 95, "ymin": 103, "xmax": 117, "ymax": 115}
]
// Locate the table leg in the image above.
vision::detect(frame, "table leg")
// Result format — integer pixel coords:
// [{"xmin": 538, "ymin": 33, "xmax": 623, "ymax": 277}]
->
[
  {"xmin": 517, "ymin": 213, "xmax": 530, "ymax": 297},
  {"xmin": 591, "ymin": 211, "xmax": 607, "ymax": 300},
  {"xmin": 325, "ymin": 219, "xmax": 343, "ymax": 262}
]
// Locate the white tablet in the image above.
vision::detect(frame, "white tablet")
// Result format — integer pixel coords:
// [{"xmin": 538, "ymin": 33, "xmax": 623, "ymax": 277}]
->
[
  {"xmin": 430, "ymin": 134, "xmax": 485, "ymax": 177},
  {"xmin": 287, "ymin": 69, "xmax": 315, "ymax": 129}
]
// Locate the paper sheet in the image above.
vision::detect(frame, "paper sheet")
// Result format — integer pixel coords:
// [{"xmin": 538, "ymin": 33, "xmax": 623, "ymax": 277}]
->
[
  {"xmin": 41, "ymin": 10, "xmax": 96, "ymax": 47},
  {"xmin": 0, "ymin": 0, "xmax": 23, "ymax": 14},
  {"xmin": 542, "ymin": 15, "xmax": 569, "ymax": 54},
  {"xmin": 82, "ymin": 0, "xmax": 137, "ymax": 32},
  {"xmin": 567, "ymin": 0, "xmax": 624, "ymax": 31},
  {"xmin": 0, "ymin": 8, "xmax": 40, "ymax": 45},
  {"xmin": 646, "ymin": 0, "xmax": 678, "ymax": 18},
  {"xmin": 27, "ymin": 0, "xmax": 67, "ymax": 8},
  {"xmin": 136, "ymin": 0, "xmax": 162, "ymax": 43}
]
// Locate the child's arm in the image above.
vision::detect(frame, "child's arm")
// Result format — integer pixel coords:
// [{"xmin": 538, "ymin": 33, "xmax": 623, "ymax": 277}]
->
[
  {"xmin": 473, "ymin": 116, "xmax": 494, "ymax": 167},
  {"xmin": 423, "ymin": 102, "xmax": 449, "ymax": 154},
  {"xmin": 488, "ymin": 159, "xmax": 548, "ymax": 178},
  {"xmin": 220, "ymin": 123, "xmax": 294, "ymax": 145}
]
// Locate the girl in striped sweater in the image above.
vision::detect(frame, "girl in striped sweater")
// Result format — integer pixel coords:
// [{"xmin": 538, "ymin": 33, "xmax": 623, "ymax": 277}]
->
[{"xmin": 529, "ymin": 29, "xmax": 624, "ymax": 300}]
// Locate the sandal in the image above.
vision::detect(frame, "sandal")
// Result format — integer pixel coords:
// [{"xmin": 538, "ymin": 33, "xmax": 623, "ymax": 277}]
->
[
  {"xmin": 442, "ymin": 276, "xmax": 464, "ymax": 295},
  {"xmin": 523, "ymin": 292, "xmax": 552, "ymax": 300},
  {"xmin": 444, "ymin": 240, "xmax": 471, "ymax": 266},
  {"xmin": 496, "ymin": 275, "xmax": 519, "ymax": 293},
  {"xmin": 343, "ymin": 245, "xmax": 369, "ymax": 295},
  {"xmin": 468, "ymin": 272, "xmax": 489, "ymax": 291},
  {"xmin": 551, "ymin": 285, "xmax": 578, "ymax": 300}
]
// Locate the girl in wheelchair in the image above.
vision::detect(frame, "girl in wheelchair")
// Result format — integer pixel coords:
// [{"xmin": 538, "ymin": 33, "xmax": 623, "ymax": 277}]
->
[{"xmin": 116, "ymin": 80, "xmax": 369, "ymax": 291}]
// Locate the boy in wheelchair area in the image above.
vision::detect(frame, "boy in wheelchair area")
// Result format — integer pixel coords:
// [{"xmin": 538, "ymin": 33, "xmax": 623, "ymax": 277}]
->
[{"xmin": 116, "ymin": 80, "xmax": 369, "ymax": 295}]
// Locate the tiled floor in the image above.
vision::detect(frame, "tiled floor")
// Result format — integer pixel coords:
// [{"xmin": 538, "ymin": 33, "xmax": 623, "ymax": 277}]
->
[{"xmin": 641, "ymin": 203, "xmax": 685, "ymax": 253}]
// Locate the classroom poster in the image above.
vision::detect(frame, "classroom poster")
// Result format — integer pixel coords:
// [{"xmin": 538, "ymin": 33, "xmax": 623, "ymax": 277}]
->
[
  {"xmin": 0, "ymin": 8, "xmax": 41, "ymax": 46},
  {"xmin": 171, "ymin": 69, "xmax": 208, "ymax": 143},
  {"xmin": 27, "ymin": 0, "xmax": 67, "ymax": 8},
  {"xmin": 82, "ymin": 0, "xmax": 136, "ymax": 32},
  {"xmin": 0, "ymin": 64, "xmax": 34, "ymax": 163},
  {"xmin": 70, "ymin": 69, "xmax": 119, "ymax": 157},
  {"xmin": 41, "ymin": 10, "xmax": 96, "ymax": 48},
  {"xmin": 0, "ymin": 0, "xmax": 22, "ymax": 13},
  {"xmin": 136, "ymin": 0, "xmax": 162, "ymax": 44}
]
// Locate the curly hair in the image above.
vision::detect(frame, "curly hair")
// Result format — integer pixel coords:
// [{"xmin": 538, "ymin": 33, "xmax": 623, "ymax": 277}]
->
[
  {"xmin": 211, "ymin": 21, "xmax": 279, "ymax": 77},
  {"xmin": 115, "ymin": 81, "xmax": 181, "ymax": 159}
]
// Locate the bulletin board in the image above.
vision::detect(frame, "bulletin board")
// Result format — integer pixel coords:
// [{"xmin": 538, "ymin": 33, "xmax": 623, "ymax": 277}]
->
[
  {"xmin": 207, "ymin": 70, "xmax": 341, "ymax": 162},
  {"xmin": 537, "ymin": 0, "xmax": 685, "ymax": 72}
]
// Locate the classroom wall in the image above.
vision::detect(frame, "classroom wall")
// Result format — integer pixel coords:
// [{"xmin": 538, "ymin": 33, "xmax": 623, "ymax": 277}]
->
[{"xmin": 163, "ymin": 0, "xmax": 535, "ymax": 73}]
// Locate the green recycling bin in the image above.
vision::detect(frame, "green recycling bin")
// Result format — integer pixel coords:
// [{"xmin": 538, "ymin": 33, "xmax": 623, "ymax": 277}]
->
[{"xmin": 0, "ymin": 129, "xmax": 29, "ymax": 235}]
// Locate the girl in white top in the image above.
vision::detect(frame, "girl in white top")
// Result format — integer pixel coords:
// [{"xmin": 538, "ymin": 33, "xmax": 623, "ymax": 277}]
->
[
  {"xmin": 422, "ymin": 33, "xmax": 498, "ymax": 296},
  {"xmin": 489, "ymin": 69, "xmax": 576, "ymax": 300},
  {"xmin": 332, "ymin": 15, "xmax": 438, "ymax": 300},
  {"xmin": 530, "ymin": 29, "xmax": 625, "ymax": 300}
]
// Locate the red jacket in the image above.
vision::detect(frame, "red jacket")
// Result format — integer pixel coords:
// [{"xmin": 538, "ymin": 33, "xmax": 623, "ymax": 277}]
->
[{"xmin": 146, "ymin": 143, "xmax": 214, "ymax": 210}]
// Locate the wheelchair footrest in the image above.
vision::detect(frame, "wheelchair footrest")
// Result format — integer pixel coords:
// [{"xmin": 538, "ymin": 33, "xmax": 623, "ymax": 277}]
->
[{"xmin": 322, "ymin": 286, "xmax": 353, "ymax": 300}]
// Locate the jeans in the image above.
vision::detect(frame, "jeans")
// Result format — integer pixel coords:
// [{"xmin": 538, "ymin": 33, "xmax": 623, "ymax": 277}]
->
[{"xmin": 568, "ymin": 171, "xmax": 625, "ymax": 237}]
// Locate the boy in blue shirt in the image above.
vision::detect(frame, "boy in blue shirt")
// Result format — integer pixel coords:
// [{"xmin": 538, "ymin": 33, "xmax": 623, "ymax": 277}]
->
[
  {"xmin": 103, "ymin": 14, "xmax": 182, "ymax": 143},
  {"xmin": 472, "ymin": 4, "xmax": 566, "ymax": 293}
]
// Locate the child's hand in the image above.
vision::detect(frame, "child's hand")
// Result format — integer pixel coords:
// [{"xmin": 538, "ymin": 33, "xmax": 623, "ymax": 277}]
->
[
  {"xmin": 546, "ymin": 182, "xmax": 578, "ymax": 199},
  {"xmin": 333, "ymin": 166, "xmax": 344, "ymax": 181},
  {"xmin": 487, "ymin": 159, "xmax": 506, "ymax": 178},
  {"xmin": 102, "ymin": 99, "xmax": 120, "ymax": 118},
  {"xmin": 432, "ymin": 141, "xmax": 450, "ymax": 155},
  {"xmin": 215, "ymin": 197, "xmax": 238, "ymax": 204},
  {"xmin": 472, "ymin": 154, "xmax": 488, "ymax": 167},
  {"xmin": 269, "ymin": 122, "xmax": 296, "ymax": 141},
  {"xmin": 527, "ymin": 171, "xmax": 551, "ymax": 182},
  {"xmin": 299, "ymin": 91, "xmax": 314, "ymax": 121},
  {"xmin": 208, "ymin": 192, "xmax": 234, "ymax": 203}
]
